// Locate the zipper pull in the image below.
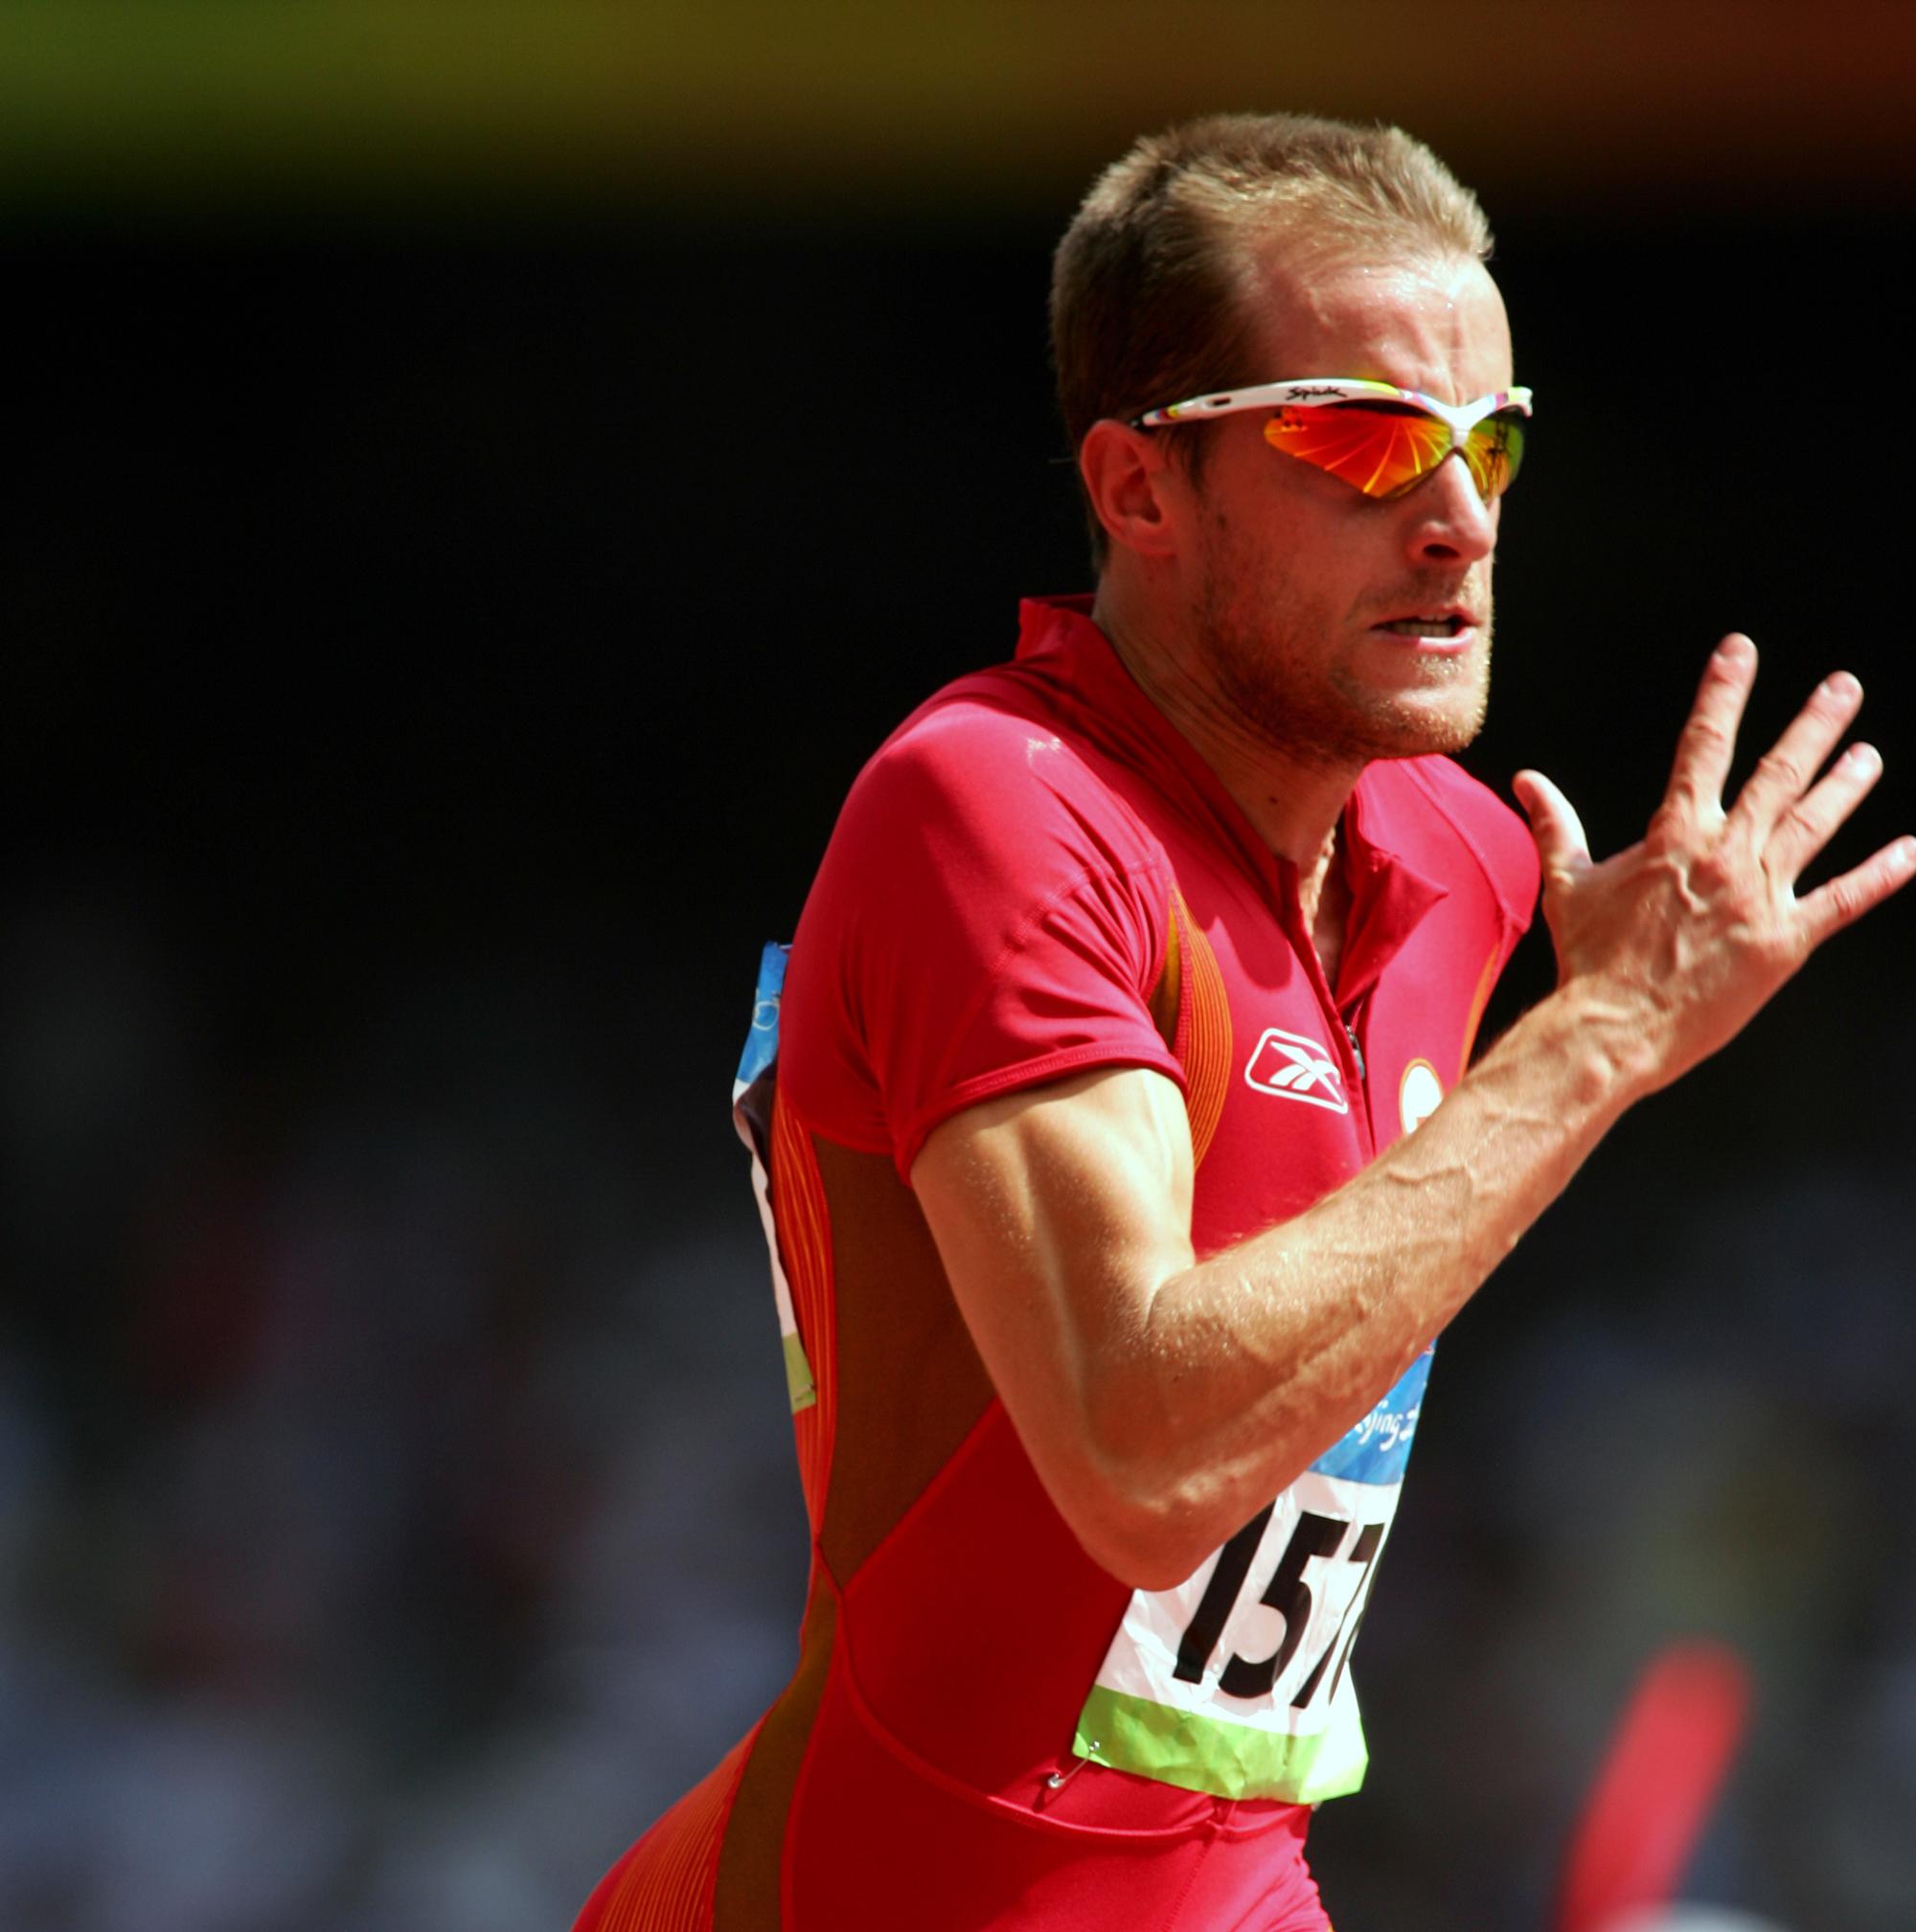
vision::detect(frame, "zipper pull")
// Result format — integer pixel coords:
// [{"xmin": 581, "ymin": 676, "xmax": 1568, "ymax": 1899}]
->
[{"xmin": 1343, "ymin": 1022, "xmax": 1365, "ymax": 1082}]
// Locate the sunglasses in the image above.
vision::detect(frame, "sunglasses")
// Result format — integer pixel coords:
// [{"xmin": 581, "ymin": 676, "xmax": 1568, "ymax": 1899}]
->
[{"xmin": 1131, "ymin": 377, "xmax": 1533, "ymax": 502}]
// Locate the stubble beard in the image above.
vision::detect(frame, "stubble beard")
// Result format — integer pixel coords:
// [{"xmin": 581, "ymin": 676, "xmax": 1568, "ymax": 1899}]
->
[{"xmin": 1195, "ymin": 545, "xmax": 1494, "ymax": 776}]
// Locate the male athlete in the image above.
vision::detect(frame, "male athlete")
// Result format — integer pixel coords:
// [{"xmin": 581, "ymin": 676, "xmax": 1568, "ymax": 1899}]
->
[{"xmin": 576, "ymin": 113, "xmax": 1911, "ymax": 1930}]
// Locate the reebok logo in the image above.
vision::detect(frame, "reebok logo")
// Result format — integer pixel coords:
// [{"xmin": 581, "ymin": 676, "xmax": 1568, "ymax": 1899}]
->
[{"xmin": 1243, "ymin": 1028, "xmax": 1348, "ymax": 1112}]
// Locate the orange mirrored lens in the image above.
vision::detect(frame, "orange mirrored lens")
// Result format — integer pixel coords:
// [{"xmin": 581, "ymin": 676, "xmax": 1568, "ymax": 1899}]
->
[{"xmin": 1264, "ymin": 403, "xmax": 1524, "ymax": 501}]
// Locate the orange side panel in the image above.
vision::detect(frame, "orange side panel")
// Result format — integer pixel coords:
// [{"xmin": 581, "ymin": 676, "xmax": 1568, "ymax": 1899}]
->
[
  {"xmin": 578, "ymin": 1726, "xmax": 758, "ymax": 1932},
  {"xmin": 771, "ymin": 1084, "xmax": 838, "ymax": 1529},
  {"xmin": 1456, "ymin": 941, "xmax": 1505, "ymax": 1078},
  {"xmin": 1175, "ymin": 892, "xmax": 1233, "ymax": 1171}
]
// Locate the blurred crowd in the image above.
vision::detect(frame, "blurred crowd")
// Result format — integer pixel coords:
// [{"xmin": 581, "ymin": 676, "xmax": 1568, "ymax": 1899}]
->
[{"xmin": 1, "ymin": 887, "xmax": 806, "ymax": 1930}]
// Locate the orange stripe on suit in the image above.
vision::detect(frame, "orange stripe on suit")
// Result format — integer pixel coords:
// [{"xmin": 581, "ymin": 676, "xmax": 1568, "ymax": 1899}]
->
[
  {"xmin": 1175, "ymin": 892, "xmax": 1233, "ymax": 1171},
  {"xmin": 574, "ymin": 1727, "xmax": 758, "ymax": 1932}
]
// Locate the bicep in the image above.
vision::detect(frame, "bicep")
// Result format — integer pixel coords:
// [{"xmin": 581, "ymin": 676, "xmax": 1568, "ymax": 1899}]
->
[{"xmin": 909, "ymin": 1065, "xmax": 1197, "ymax": 1562}]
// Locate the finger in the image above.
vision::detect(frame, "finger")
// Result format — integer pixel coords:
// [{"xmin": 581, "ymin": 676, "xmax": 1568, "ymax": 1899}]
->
[
  {"xmin": 1513, "ymin": 769, "xmax": 1592, "ymax": 881},
  {"xmin": 1663, "ymin": 635, "xmax": 1756, "ymax": 821},
  {"xmin": 1765, "ymin": 739, "xmax": 1882, "ymax": 881},
  {"xmin": 1729, "ymin": 670, "xmax": 1864, "ymax": 842},
  {"xmin": 1795, "ymin": 833, "xmax": 1916, "ymax": 950}
]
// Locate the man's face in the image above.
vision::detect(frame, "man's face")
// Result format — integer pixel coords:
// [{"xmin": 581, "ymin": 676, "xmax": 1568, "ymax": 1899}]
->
[{"xmin": 1175, "ymin": 249, "xmax": 1517, "ymax": 775}]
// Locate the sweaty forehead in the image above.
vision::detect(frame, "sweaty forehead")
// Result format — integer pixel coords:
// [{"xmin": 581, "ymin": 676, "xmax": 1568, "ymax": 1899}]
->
[{"xmin": 1246, "ymin": 252, "xmax": 1515, "ymax": 403}]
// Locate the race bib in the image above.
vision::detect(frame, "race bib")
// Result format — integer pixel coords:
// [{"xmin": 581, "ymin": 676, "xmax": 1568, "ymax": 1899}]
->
[
  {"xmin": 1071, "ymin": 1350, "xmax": 1429, "ymax": 1803},
  {"xmin": 733, "ymin": 942, "xmax": 816, "ymax": 1413}
]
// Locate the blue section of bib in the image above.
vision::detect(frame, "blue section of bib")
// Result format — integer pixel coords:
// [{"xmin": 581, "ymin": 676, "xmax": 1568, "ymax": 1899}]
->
[
  {"xmin": 736, "ymin": 943, "xmax": 788, "ymax": 1089},
  {"xmin": 1308, "ymin": 1349, "xmax": 1431, "ymax": 1486}
]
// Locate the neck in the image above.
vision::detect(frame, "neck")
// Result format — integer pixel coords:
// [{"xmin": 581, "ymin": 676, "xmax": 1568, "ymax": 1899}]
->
[{"xmin": 1092, "ymin": 572, "xmax": 1360, "ymax": 934}]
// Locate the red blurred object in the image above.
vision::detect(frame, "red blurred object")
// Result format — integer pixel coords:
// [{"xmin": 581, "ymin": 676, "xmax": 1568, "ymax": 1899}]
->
[{"xmin": 1555, "ymin": 1642, "xmax": 1753, "ymax": 1932}]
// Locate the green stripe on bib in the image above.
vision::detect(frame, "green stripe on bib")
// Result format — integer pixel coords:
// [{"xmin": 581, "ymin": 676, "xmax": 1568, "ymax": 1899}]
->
[
  {"xmin": 783, "ymin": 1330, "xmax": 817, "ymax": 1412},
  {"xmin": 1072, "ymin": 1683, "xmax": 1370, "ymax": 1805}
]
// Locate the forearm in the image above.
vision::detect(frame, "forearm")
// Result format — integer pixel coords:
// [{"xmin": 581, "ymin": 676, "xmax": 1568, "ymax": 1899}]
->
[
  {"xmin": 921, "ymin": 642, "xmax": 1909, "ymax": 1592},
  {"xmin": 1096, "ymin": 977, "xmax": 1655, "ymax": 1580}
]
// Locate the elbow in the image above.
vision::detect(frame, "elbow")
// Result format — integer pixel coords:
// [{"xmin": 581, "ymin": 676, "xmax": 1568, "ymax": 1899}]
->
[
  {"xmin": 1062, "ymin": 1400, "xmax": 1245, "ymax": 1593},
  {"xmin": 1062, "ymin": 1375, "xmax": 1326, "ymax": 1590},
  {"xmin": 1094, "ymin": 1534, "xmax": 1217, "ymax": 1596},
  {"xmin": 1067, "ymin": 1483, "xmax": 1234, "ymax": 1594}
]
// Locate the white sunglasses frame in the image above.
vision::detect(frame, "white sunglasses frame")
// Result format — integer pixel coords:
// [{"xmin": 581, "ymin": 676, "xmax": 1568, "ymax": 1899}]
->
[{"xmin": 1131, "ymin": 376, "xmax": 1533, "ymax": 434}]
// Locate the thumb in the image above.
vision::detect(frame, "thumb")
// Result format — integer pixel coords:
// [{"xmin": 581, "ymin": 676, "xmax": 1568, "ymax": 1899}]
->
[{"xmin": 1512, "ymin": 769, "xmax": 1592, "ymax": 880}]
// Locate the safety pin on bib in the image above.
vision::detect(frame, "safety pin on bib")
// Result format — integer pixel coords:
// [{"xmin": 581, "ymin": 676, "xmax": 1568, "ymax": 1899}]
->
[{"xmin": 1046, "ymin": 1741, "xmax": 1100, "ymax": 1790}]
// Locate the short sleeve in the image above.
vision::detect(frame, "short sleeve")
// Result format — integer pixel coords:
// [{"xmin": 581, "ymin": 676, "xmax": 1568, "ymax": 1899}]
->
[{"xmin": 780, "ymin": 702, "xmax": 1188, "ymax": 1181}]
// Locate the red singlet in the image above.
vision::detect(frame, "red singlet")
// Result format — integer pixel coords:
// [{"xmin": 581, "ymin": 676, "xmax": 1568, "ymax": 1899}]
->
[{"xmin": 576, "ymin": 598, "xmax": 1537, "ymax": 1930}]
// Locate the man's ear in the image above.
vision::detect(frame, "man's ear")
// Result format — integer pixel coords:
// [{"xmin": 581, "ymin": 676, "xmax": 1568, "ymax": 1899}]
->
[{"xmin": 1079, "ymin": 419, "xmax": 1182, "ymax": 559}]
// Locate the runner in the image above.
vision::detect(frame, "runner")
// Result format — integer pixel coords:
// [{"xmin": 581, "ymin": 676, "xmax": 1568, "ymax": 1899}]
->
[{"xmin": 576, "ymin": 110, "xmax": 1910, "ymax": 1931}]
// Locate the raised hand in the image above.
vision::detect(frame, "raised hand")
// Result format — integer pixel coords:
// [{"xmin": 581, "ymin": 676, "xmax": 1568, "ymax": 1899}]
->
[{"xmin": 1512, "ymin": 633, "xmax": 1915, "ymax": 1093}]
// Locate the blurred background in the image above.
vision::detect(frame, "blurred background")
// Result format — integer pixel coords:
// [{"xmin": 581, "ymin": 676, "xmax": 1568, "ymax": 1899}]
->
[{"xmin": 4, "ymin": 4, "xmax": 1914, "ymax": 1927}]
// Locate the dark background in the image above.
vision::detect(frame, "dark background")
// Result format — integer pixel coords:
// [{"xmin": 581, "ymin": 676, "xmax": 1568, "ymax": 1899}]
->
[{"xmin": 4, "ymin": 8, "xmax": 1915, "ymax": 1928}]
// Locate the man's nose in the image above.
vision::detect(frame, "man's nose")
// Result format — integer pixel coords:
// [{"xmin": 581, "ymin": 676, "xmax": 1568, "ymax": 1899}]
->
[{"xmin": 1403, "ymin": 451, "xmax": 1497, "ymax": 567}]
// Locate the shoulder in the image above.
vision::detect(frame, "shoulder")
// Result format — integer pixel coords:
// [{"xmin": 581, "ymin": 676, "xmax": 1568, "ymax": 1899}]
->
[
  {"xmin": 784, "ymin": 666, "xmax": 1186, "ymax": 1174},
  {"xmin": 831, "ymin": 668, "xmax": 1166, "ymax": 890},
  {"xmin": 1364, "ymin": 755, "xmax": 1540, "ymax": 929}
]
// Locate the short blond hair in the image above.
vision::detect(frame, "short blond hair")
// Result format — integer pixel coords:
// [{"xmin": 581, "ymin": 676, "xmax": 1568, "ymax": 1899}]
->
[{"xmin": 1050, "ymin": 113, "xmax": 1494, "ymax": 560}]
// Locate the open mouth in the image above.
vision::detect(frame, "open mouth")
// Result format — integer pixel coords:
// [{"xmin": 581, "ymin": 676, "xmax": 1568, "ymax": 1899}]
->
[{"xmin": 1374, "ymin": 613, "xmax": 1470, "ymax": 639}]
